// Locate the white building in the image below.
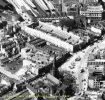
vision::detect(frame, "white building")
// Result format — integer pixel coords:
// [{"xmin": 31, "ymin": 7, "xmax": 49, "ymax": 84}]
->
[
  {"xmin": 86, "ymin": 91, "xmax": 98, "ymax": 100},
  {"xmin": 88, "ymin": 79, "xmax": 94, "ymax": 88},
  {"xmin": 80, "ymin": 5, "xmax": 103, "ymax": 22},
  {"xmin": 91, "ymin": 26, "xmax": 101, "ymax": 35},
  {"xmin": 79, "ymin": 0, "xmax": 98, "ymax": 4},
  {"xmin": 88, "ymin": 77, "xmax": 101, "ymax": 90}
]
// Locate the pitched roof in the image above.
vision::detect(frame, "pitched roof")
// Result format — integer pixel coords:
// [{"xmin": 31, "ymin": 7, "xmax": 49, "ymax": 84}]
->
[{"xmin": 44, "ymin": 74, "xmax": 60, "ymax": 85}]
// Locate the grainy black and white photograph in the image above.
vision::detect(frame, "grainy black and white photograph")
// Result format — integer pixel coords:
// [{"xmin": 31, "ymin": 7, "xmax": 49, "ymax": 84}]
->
[{"xmin": 0, "ymin": 0, "xmax": 105, "ymax": 100}]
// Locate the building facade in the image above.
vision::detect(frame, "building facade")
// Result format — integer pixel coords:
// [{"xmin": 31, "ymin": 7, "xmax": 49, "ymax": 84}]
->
[
  {"xmin": 88, "ymin": 78, "xmax": 101, "ymax": 90},
  {"xmin": 80, "ymin": 5, "xmax": 103, "ymax": 22},
  {"xmin": 79, "ymin": 0, "xmax": 98, "ymax": 4}
]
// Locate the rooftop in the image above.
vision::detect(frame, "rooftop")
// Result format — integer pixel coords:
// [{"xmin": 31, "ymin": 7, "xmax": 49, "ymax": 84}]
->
[{"xmin": 4, "ymin": 58, "xmax": 23, "ymax": 74}]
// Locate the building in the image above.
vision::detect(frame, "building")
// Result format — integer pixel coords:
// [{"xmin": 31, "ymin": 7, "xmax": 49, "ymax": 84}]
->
[
  {"xmin": 53, "ymin": 0, "xmax": 79, "ymax": 16},
  {"xmin": 88, "ymin": 76, "xmax": 101, "ymax": 90},
  {"xmin": 88, "ymin": 59, "xmax": 105, "ymax": 76},
  {"xmin": 43, "ymin": 73, "xmax": 60, "ymax": 85},
  {"xmin": 68, "ymin": 5, "xmax": 80, "ymax": 16},
  {"xmin": 80, "ymin": 5, "xmax": 103, "ymax": 23},
  {"xmin": 0, "ymin": 39, "xmax": 21, "ymax": 62},
  {"xmin": 53, "ymin": 0, "xmax": 79, "ymax": 4},
  {"xmin": 79, "ymin": 0, "xmax": 98, "ymax": 4},
  {"xmin": 26, "ymin": 73, "xmax": 60, "ymax": 98},
  {"xmin": 88, "ymin": 59, "xmax": 105, "ymax": 65},
  {"xmin": 91, "ymin": 26, "xmax": 102, "ymax": 36}
]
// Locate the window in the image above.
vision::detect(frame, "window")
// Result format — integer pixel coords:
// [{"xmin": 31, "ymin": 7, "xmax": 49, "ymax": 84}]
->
[{"xmin": 102, "ymin": 62, "xmax": 104, "ymax": 65}]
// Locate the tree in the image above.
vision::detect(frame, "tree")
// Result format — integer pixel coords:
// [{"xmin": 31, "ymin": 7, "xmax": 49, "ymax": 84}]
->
[
  {"xmin": 63, "ymin": 73, "xmax": 75, "ymax": 85},
  {"xmin": 59, "ymin": 18, "xmax": 76, "ymax": 30},
  {"xmin": 102, "ymin": 91, "xmax": 105, "ymax": 100},
  {"xmin": 62, "ymin": 72, "xmax": 77, "ymax": 96}
]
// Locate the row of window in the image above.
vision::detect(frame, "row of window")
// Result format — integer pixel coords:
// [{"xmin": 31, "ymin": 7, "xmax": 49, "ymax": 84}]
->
[
  {"xmin": 93, "ymin": 81, "xmax": 100, "ymax": 87},
  {"xmin": 81, "ymin": 13, "xmax": 101, "ymax": 17},
  {"xmin": 81, "ymin": 10, "xmax": 102, "ymax": 13},
  {"xmin": 87, "ymin": 10, "xmax": 103, "ymax": 13},
  {"xmin": 91, "ymin": 17, "xmax": 101, "ymax": 19},
  {"xmin": 88, "ymin": 61, "xmax": 105, "ymax": 65}
]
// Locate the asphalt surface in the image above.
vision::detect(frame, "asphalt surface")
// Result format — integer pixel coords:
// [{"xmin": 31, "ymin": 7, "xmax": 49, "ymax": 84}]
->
[{"xmin": 78, "ymin": 39, "xmax": 105, "ymax": 95}]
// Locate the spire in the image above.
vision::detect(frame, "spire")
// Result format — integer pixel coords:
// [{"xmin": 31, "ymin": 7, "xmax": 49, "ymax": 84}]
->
[
  {"xmin": 50, "ymin": 52, "xmax": 56, "ymax": 76},
  {"xmin": 61, "ymin": 0, "xmax": 67, "ymax": 13},
  {"xmin": 52, "ymin": 52, "xmax": 56, "ymax": 76}
]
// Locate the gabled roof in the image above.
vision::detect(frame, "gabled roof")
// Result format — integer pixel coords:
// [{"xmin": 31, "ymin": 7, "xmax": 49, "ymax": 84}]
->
[{"xmin": 44, "ymin": 73, "xmax": 60, "ymax": 85}]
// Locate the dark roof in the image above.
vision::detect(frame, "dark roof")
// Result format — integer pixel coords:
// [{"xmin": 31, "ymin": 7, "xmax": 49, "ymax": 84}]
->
[
  {"xmin": 99, "ymin": 21, "xmax": 105, "ymax": 27},
  {"xmin": 53, "ymin": 0, "xmax": 79, "ymax": 4},
  {"xmin": 0, "ymin": 0, "xmax": 15, "ymax": 12},
  {"xmin": 45, "ymin": 74, "xmax": 60, "ymax": 85},
  {"xmin": 0, "ymin": 0, "xmax": 7, "ymax": 7}
]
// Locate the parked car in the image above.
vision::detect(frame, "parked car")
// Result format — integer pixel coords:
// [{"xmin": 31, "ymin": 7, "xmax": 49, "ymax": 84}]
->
[{"xmin": 75, "ymin": 56, "xmax": 81, "ymax": 61}]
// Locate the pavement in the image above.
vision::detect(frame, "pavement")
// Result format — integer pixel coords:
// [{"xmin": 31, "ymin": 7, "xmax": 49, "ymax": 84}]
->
[
  {"xmin": 59, "ymin": 39, "xmax": 105, "ymax": 97},
  {"xmin": 67, "ymin": 96, "xmax": 77, "ymax": 100},
  {"xmin": 77, "ymin": 38, "xmax": 105, "ymax": 95},
  {"xmin": 77, "ymin": 43, "xmax": 100, "ymax": 94},
  {"xmin": 59, "ymin": 51, "xmax": 84, "ymax": 78},
  {"xmin": 77, "ymin": 46, "xmax": 91, "ymax": 95},
  {"xmin": 59, "ymin": 47, "xmax": 89, "ymax": 96}
]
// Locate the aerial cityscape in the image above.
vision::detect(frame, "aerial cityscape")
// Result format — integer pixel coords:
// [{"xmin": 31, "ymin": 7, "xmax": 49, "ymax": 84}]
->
[{"xmin": 0, "ymin": 0, "xmax": 105, "ymax": 100}]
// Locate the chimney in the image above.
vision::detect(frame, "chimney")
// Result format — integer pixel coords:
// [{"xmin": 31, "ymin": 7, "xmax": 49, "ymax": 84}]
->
[{"xmin": 51, "ymin": 52, "xmax": 56, "ymax": 76}]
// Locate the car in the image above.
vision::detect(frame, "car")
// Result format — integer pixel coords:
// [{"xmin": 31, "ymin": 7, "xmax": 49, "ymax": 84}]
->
[
  {"xmin": 69, "ymin": 66, "xmax": 75, "ymax": 69},
  {"xmin": 81, "ymin": 69, "xmax": 85, "ymax": 73},
  {"xmin": 71, "ymin": 62, "xmax": 76, "ymax": 66},
  {"xmin": 75, "ymin": 56, "xmax": 81, "ymax": 61}
]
